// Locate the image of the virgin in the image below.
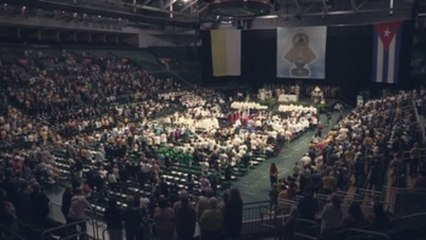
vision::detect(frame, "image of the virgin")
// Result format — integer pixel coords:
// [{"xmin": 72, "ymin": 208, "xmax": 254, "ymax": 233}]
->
[{"xmin": 285, "ymin": 32, "xmax": 316, "ymax": 77}]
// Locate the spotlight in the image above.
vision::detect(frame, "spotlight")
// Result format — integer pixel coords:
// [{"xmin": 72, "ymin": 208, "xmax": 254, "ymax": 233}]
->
[{"xmin": 388, "ymin": 0, "xmax": 394, "ymax": 15}]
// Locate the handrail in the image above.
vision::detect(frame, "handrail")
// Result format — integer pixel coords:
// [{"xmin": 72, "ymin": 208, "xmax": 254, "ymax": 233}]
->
[
  {"xmin": 60, "ymin": 232, "xmax": 87, "ymax": 240},
  {"xmin": 41, "ymin": 220, "xmax": 87, "ymax": 239},
  {"xmin": 391, "ymin": 211, "xmax": 426, "ymax": 234},
  {"xmin": 243, "ymin": 200, "xmax": 271, "ymax": 207},
  {"xmin": 394, "ymin": 211, "xmax": 426, "ymax": 220},
  {"xmin": 0, "ymin": 224, "xmax": 25, "ymax": 240},
  {"xmin": 88, "ymin": 208, "xmax": 101, "ymax": 240},
  {"xmin": 294, "ymin": 218, "xmax": 320, "ymax": 240},
  {"xmin": 347, "ymin": 228, "xmax": 391, "ymax": 240},
  {"xmin": 295, "ymin": 218, "xmax": 320, "ymax": 226},
  {"xmin": 294, "ymin": 232, "xmax": 318, "ymax": 240},
  {"xmin": 48, "ymin": 200, "xmax": 101, "ymax": 239},
  {"xmin": 384, "ymin": 186, "xmax": 426, "ymax": 193}
]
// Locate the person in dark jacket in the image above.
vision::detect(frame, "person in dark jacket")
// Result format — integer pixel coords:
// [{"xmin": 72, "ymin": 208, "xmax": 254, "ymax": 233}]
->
[
  {"xmin": 173, "ymin": 190, "xmax": 196, "ymax": 240},
  {"xmin": 123, "ymin": 196, "xmax": 144, "ymax": 240},
  {"xmin": 30, "ymin": 184, "xmax": 50, "ymax": 228},
  {"xmin": 367, "ymin": 203, "xmax": 390, "ymax": 231},
  {"xmin": 104, "ymin": 198, "xmax": 123, "ymax": 240},
  {"xmin": 223, "ymin": 188, "xmax": 243, "ymax": 239},
  {"xmin": 15, "ymin": 181, "xmax": 32, "ymax": 224},
  {"xmin": 297, "ymin": 188, "xmax": 318, "ymax": 221},
  {"xmin": 61, "ymin": 186, "xmax": 73, "ymax": 222}
]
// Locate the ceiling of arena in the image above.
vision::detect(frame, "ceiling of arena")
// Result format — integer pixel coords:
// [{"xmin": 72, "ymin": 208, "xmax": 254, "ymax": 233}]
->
[{"xmin": 2, "ymin": 0, "xmax": 425, "ymax": 29}]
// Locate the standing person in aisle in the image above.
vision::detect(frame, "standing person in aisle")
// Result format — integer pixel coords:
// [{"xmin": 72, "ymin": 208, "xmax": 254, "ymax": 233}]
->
[{"xmin": 270, "ymin": 163, "xmax": 279, "ymax": 187}]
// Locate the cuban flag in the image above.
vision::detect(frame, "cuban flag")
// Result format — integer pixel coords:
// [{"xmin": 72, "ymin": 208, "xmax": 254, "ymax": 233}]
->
[{"xmin": 372, "ymin": 21, "xmax": 402, "ymax": 84}]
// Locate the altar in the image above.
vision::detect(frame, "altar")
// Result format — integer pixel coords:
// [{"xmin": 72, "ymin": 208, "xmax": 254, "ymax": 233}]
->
[{"xmin": 278, "ymin": 94, "xmax": 299, "ymax": 103}]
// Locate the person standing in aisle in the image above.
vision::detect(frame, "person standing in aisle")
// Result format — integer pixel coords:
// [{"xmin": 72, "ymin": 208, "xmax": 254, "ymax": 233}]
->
[{"xmin": 270, "ymin": 163, "xmax": 279, "ymax": 187}]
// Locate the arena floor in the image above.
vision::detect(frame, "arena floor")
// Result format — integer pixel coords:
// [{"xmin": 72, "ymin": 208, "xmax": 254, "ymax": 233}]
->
[
  {"xmin": 44, "ymin": 108, "xmax": 349, "ymax": 240},
  {"xmin": 47, "ymin": 105, "xmax": 348, "ymax": 207}
]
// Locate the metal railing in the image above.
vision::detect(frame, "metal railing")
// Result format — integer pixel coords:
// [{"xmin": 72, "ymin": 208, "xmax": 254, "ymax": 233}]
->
[
  {"xmin": 294, "ymin": 218, "xmax": 320, "ymax": 240},
  {"xmin": 42, "ymin": 219, "xmax": 86, "ymax": 240},
  {"xmin": 346, "ymin": 228, "xmax": 391, "ymax": 240},
  {"xmin": 391, "ymin": 211, "xmax": 426, "ymax": 232},
  {"xmin": 241, "ymin": 201, "xmax": 272, "ymax": 237},
  {"xmin": 0, "ymin": 223, "xmax": 25, "ymax": 240},
  {"xmin": 383, "ymin": 186, "xmax": 426, "ymax": 217},
  {"xmin": 47, "ymin": 202, "xmax": 102, "ymax": 240}
]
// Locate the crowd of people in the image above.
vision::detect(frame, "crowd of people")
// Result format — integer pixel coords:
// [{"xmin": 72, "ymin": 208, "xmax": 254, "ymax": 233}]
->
[
  {"xmin": 1, "ymin": 47, "xmax": 426, "ymax": 240},
  {"xmin": 0, "ymin": 47, "xmax": 318, "ymax": 240},
  {"xmin": 267, "ymin": 90, "xmax": 426, "ymax": 239}
]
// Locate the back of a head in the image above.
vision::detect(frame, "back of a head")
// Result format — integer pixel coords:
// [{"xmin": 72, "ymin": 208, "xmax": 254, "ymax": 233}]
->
[
  {"xmin": 158, "ymin": 196, "xmax": 169, "ymax": 208},
  {"xmin": 330, "ymin": 193, "xmax": 341, "ymax": 208},
  {"xmin": 126, "ymin": 195, "xmax": 135, "ymax": 208},
  {"xmin": 229, "ymin": 187, "xmax": 241, "ymax": 202},
  {"xmin": 209, "ymin": 197, "xmax": 218, "ymax": 209},
  {"xmin": 303, "ymin": 188, "xmax": 314, "ymax": 198},
  {"xmin": 75, "ymin": 187, "xmax": 83, "ymax": 196},
  {"xmin": 32, "ymin": 183, "xmax": 41, "ymax": 193},
  {"xmin": 205, "ymin": 188, "xmax": 214, "ymax": 198},
  {"xmin": 349, "ymin": 202, "xmax": 363, "ymax": 218},
  {"xmin": 222, "ymin": 192, "xmax": 230, "ymax": 203},
  {"xmin": 179, "ymin": 190, "xmax": 189, "ymax": 205},
  {"xmin": 64, "ymin": 186, "xmax": 73, "ymax": 194}
]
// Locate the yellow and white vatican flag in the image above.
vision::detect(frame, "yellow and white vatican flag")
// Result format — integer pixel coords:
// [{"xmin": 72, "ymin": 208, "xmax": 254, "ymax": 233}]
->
[{"xmin": 211, "ymin": 29, "xmax": 241, "ymax": 76}]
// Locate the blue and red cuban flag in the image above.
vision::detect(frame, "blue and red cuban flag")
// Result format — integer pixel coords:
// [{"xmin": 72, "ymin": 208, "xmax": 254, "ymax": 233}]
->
[{"xmin": 372, "ymin": 21, "xmax": 402, "ymax": 84}]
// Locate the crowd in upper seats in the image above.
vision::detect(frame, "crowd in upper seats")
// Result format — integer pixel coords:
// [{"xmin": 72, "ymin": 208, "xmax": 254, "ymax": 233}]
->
[
  {"xmin": 1, "ymin": 47, "xmax": 426, "ymax": 240},
  {"xmin": 8, "ymin": 49, "xmax": 180, "ymax": 116},
  {"xmin": 1, "ymin": 49, "xmax": 183, "ymax": 141}
]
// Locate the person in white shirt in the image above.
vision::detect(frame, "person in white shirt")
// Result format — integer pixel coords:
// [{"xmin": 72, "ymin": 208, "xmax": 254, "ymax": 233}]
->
[
  {"xmin": 107, "ymin": 171, "xmax": 117, "ymax": 184},
  {"xmin": 153, "ymin": 135, "xmax": 161, "ymax": 145}
]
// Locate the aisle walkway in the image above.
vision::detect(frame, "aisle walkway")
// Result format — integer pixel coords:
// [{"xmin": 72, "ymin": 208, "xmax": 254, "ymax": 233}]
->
[{"xmin": 235, "ymin": 112, "xmax": 345, "ymax": 203}]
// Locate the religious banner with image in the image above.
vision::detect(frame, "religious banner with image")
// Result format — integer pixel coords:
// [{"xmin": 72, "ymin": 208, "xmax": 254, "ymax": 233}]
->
[
  {"xmin": 277, "ymin": 26, "xmax": 327, "ymax": 79},
  {"xmin": 372, "ymin": 21, "xmax": 402, "ymax": 84}
]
